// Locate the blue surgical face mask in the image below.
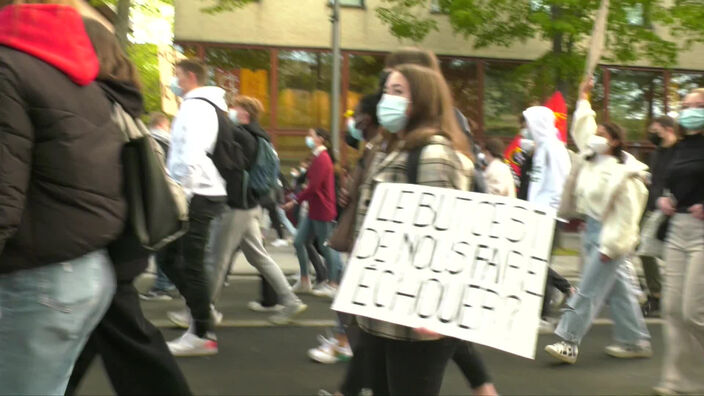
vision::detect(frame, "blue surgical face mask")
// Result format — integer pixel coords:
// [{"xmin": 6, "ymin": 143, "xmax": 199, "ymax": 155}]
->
[
  {"xmin": 347, "ymin": 118, "xmax": 363, "ymax": 141},
  {"xmin": 679, "ymin": 108, "xmax": 704, "ymax": 133},
  {"xmin": 169, "ymin": 76, "xmax": 183, "ymax": 98},
  {"xmin": 305, "ymin": 136, "xmax": 316, "ymax": 149},
  {"xmin": 377, "ymin": 94, "xmax": 409, "ymax": 134},
  {"xmin": 228, "ymin": 109, "xmax": 240, "ymax": 125}
]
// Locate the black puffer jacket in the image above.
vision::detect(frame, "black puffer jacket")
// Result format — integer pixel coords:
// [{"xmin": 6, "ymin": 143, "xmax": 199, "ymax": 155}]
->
[{"xmin": 0, "ymin": 5, "xmax": 126, "ymax": 274}]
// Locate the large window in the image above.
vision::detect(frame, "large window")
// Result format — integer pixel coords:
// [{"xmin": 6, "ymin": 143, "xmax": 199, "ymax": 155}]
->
[
  {"xmin": 329, "ymin": 0, "xmax": 364, "ymax": 7},
  {"xmin": 278, "ymin": 50, "xmax": 333, "ymax": 130},
  {"xmin": 607, "ymin": 68, "xmax": 665, "ymax": 140},
  {"xmin": 669, "ymin": 72, "xmax": 704, "ymax": 112},
  {"xmin": 205, "ymin": 47, "xmax": 271, "ymax": 126},
  {"xmin": 440, "ymin": 58, "xmax": 480, "ymax": 131}
]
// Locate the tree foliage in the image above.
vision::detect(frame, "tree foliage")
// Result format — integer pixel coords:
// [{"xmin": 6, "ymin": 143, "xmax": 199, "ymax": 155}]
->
[
  {"xmin": 375, "ymin": 0, "xmax": 704, "ymax": 98},
  {"xmin": 127, "ymin": 44, "xmax": 163, "ymax": 114}
]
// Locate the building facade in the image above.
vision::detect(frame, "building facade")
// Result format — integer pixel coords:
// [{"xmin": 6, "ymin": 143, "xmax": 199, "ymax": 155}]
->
[{"xmin": 174, "ymin": 0, "xmax": 704, "ymax": 166}]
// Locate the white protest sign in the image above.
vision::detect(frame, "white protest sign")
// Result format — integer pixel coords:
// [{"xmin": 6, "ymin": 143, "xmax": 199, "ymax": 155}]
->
[{"xmin": 332, "ymin": 183, "xmax": 556, "ymax": 359}]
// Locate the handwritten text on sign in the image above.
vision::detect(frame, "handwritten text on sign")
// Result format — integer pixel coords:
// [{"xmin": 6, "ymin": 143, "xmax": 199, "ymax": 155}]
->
[{"xmin": 331, "ymin": 183, "xmax": 555, "ymax": 359}]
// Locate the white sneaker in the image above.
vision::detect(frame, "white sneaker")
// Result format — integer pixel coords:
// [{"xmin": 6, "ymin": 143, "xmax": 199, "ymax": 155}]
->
[
  {"xmin": 247, "ymin": 301, "xmax": 284, "ymax": 313},
  {"xmin": 307, "ymin": 336, "xmax": 353, "ymax": 364},
  {"xmin": 308, "ymin": 343, "xmax": 339, "ymax": 364},
  {"xmin": 270, "ymin": 301, "xmax": 308, "ymax": 325},
  {"xmin": 545, "ymin": 341, "xmax": 579, "ymax": 364},
  {"xmin": 605, "ymin": 342, "xmax": 653, "ymax": 359},
  {"xmin": 271, "ymin": 239, "xmax": 289, "ymax": 248},
  {"xmin": 312, "ymin": 284, "xmax": 338, "ymax": 299},
  {"xmin": 292, "ymin": 279, "xmax": 313, "ymax": 294},
  {"xmin": 167, "ymin": 306, "xmax": 224, "ymax": 329},
  {"xmin": 539, "ymin": 319, "xmax": 556, "ymax": 335},
  {"xmin": 312, "ymin": 281, "xmax": 328, "ymax": 293},
  {"xmin": 167, "ymin": 331, "xmax": 218, "ymax": 357}
]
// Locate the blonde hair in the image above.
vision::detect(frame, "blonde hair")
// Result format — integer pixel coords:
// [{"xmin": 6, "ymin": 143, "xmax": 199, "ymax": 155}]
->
[{"xmin": 233, "ymin": 95, "xmax": 265, "ymax": 122}]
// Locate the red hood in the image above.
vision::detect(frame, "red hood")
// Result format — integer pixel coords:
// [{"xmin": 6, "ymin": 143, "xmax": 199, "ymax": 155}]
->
[{"xmin": 0, "ymin": 4, "xmax": 98, "ymax": 86}]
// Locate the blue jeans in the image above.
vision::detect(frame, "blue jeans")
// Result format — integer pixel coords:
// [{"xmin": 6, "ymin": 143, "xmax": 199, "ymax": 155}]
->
[
  {"xmin": 153, "ymin": 264, "xmax": 175, "ymax": 291},
  {"xmin": 555, "ymin": 217, "xmax": 650, "ymax": 345},
  {"xmin": 294, "ymin": 216, "xmax": 342, "ymax": 283},
  {"xmin": 0, "ymin": 250, "xmax": 115, "ymax": 395}
]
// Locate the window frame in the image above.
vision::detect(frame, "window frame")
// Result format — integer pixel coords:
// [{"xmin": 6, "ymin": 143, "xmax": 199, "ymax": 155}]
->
[{"xmin": 328, "ymin": 0, "xmax": 365, "ymax": 9}]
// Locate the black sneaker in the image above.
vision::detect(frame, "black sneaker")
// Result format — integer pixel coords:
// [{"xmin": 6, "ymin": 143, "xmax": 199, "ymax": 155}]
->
[{"xmin": 642, "ymin": 295, "xmax": 661, "ymax": 318}]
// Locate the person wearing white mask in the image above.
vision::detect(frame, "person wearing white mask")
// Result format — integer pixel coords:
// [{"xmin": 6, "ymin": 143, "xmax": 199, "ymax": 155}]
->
[
  {"xmin": 653, "ymin": 88, "xmax": 704, "ymax": 396},
  {"xmin": 544, "ymin": 78, "xmax": 652, "ymax": 365},
  {"xmin": 356, "ymin": 64, "xmax": 479, "ymax": 396}
]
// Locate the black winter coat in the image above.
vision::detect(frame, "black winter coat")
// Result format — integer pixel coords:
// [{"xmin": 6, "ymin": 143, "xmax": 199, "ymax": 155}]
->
[{"xmin": 0, "ymin": 47, "xmax": 127, "ymax": 274}]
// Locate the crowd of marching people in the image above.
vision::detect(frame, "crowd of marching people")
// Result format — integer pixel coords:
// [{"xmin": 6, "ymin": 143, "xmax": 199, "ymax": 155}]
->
[{"xmin": 0, "ymin": 1, "xmax": 703, "ymax": 395}]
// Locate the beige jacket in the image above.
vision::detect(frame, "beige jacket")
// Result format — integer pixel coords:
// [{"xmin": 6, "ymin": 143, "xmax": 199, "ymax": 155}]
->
[
  {"xmin": 355, "ymin": 135, "xmax": 474, "ymax": 341},
  {"xmin": 485, "ymin": 158, "xmax": 517, "ymax": 198},
  {"xmin": 559, "ymin": 100, "xmax": 649, "ymax": 259}
]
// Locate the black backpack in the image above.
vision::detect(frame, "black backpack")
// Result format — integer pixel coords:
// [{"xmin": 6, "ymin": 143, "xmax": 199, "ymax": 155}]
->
[{"xmin": 189, "ymin": 98, "xmax": 248, "ymax": 191}]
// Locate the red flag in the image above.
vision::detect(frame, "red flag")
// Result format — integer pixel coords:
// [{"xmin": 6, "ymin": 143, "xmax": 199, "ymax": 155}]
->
[
  {"xmin": 503, "ymin": 135, "xmax": 523, "ymax": 177},
  {"xmin": 543, "ymin": 91, "xmax": 568, "ymax": 142}
]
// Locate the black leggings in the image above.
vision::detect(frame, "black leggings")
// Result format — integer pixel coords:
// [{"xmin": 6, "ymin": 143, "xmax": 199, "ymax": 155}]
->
[
  {"xmin": 339, "ymin": 330, "xmax": 490, "ymax": 395},
  {"xmin": 261, "ymin": 199, "xmax": 285, "ymax": 240},
  {"xmin": 361, "ymin": 331, "xmax": 460, "ymax": 396},
  {"xmin": 65, "ymin": 281, "xmax": 191, "ymax": 395},
  {"xmin": 542, "ymin": 267, "xmax": 572, "ymax": 317}
]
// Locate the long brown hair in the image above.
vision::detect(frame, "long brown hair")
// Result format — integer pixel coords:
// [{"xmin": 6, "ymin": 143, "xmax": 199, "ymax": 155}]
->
[
  {"xmin": 82, "ymin": 17, "xmax": 141, "ymax": 88},
  {"xmin": 390, "ymin": 64, "xmax": 472, "ymax": 161},
  {"xmin": 600, "ymin": 122, "xmax": 626, "ymax": 164},
  {"xmin": 385, "ymin": 47, "xmax": 441, "ymax": 73}
]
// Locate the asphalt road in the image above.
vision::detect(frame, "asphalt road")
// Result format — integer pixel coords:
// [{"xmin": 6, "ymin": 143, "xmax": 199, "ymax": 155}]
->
[{"xmin": 73, "ymin": 278, "xmax": 667, "ymax": 396}]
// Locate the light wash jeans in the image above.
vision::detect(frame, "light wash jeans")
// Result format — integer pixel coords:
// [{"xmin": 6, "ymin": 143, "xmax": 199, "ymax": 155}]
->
[
  {"xmin": 0, "ymin": 250, "xmax": 115, "ymax": 395},
  {"xmin": 555, "ymin": 217, "xmax": 650, "ymax": 346},
  {"xmin": 659, "ymin": 213, "xmax": 704, "ymax": 393},
  {"xmin": 277, "ymin": 206, "xmax": 297, "ymax": 237},
  {"xmin": 294, "ymin": 216, "xmax": 343, "ymax": 283}
]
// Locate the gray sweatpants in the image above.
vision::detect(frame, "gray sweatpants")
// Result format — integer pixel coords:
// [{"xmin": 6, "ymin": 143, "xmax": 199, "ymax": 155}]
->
[
  {"xmin": 209, "ymin": 206, "xmax": 299, "ymax": 307},
  {"xmin": 659, "ymin": 213, "xmax": 704, "ymax": 393}
]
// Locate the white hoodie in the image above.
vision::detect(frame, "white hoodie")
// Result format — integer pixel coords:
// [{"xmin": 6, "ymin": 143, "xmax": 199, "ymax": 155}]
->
[
  {"xmin": 523, "ymin": 106, "xmax": 572, "ymax": 211},
  {"xmin": 167, "ymin": 86, "xmax": 228, "ymax": 199}
]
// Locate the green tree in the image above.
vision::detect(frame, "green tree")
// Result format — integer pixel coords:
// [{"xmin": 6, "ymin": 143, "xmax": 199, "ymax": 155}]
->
[
  {"xmin": 375, "ymin": 0, "xmax": 704, "ymax": 101},
  {"xmin": 127, "ymin": 44, "xmax": 163, "ymax": 114}
]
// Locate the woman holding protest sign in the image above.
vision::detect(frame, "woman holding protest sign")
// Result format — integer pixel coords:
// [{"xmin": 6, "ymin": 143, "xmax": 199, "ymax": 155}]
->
[
  {"xmin": 352, "ymin": 63, "xmax": 475, "ymax": 395},
  {"xmin": 544, "ymin": 78, "xmax": 652, "ymax": 365},
  {"xmin": 382, "ymin": 47, "xmax": 497, "ymax": 396}
]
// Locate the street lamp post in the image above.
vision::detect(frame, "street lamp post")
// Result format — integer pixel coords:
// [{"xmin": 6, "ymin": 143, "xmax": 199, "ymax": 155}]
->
[{"xmin": 330, "ymin": 0, "xmax": 341, "ymax": 157}]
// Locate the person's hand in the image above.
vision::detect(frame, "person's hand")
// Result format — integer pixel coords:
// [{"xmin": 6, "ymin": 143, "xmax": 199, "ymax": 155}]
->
[
  {"xmin": 338, "ymin": 188, "xmax": 350, "ymax": 208},
  {"xmin": 689, "ymin": 203, "xmax": 704, "ymax": 220},
  {"xmin": 414, "ymin": 327, "xmax": 440, "ymax": 336},
  {"xmin": 599, "ymin": 253, "xmax": 611, "ymax": 263},
  {"xmin": 658, "ymin": 197, "xmax": 676, "ymax": 216},
  {"xmin": 281, "ymin": 201, "xmax": 295, "ymax": 212},
  {"xmin": 579, "ymin": 77, "xmax": 595, "ymax": 100}
]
